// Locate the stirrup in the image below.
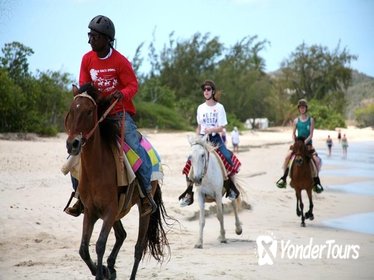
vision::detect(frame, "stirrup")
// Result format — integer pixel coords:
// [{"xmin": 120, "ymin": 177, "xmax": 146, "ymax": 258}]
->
[
  {"xmin": 64, "ymin": 199, "xmax": 83, "ymax": 217},
  {"xmin": 276, "ymin": 178, "xmax": 286, "ymax": 189},
  {"xmin": 179, "ymin": 192, "xmax": 194, "ymax": 207},
  {"xmin": 228, "ymin": 190, "xmax": 238, "ymax": 201},
  {"xmin": 313, "ymin": 183, "xmax": 324, "ymax": 194}
]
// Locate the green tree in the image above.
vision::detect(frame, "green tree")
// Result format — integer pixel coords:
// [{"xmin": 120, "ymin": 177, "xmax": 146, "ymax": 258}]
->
[
  {"xmin": 280, "ymin": 42, "xmax": 357, "ymax": 113},
  {"xmin": 308, "ymin": 100, "xmax": 346, "ymax": 130},
  {"xmin": 215, "ymin": 36, "xmax": 271, "ymax": 123},
  {"xmin": 0, "ymin": 42, "xmax": 72, "ymax": 135},
  {"xmin": 0, "ymin": 68, "xmax": 25, "ymax": 131},
  {"xmin": 0, "ymin": 41, "xmax": 34, "ymax": 82},
  {"xmin": 355, "ymin": 102, "xmax": 374, "ymax": 128}
]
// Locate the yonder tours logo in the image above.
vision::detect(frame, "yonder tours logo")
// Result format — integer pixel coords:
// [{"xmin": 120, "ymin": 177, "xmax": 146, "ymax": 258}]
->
[{"xmin": 256, "ymin": 234, "xmax": 360, "ymax": 265}]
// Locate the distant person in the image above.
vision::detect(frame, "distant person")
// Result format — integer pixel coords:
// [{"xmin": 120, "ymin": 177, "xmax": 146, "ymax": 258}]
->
[
  {"xmin": 342, "ymin": 134, "xmax": 348, "ymax": 159},
  {"xmin": 326, "ymin": 135, "xmax": 333, "ymax": 157},
  {"xmin": 337, "ymin": 129, "xmax": 342, "ymax": 144},
  {"xmin": 231, "ymin": 126, "xmax": 240, "ymax": 153}
]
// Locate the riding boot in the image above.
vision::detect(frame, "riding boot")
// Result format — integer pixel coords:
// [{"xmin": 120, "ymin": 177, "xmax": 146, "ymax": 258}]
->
[
  {"xmin": 64, "ymin": 192, "xmax": 84, "ymax": 217},
  {"xmin": 313, "ymin": 176, "xmax": 324, "ymax": 193},
  {"xmin": 179, "ymin": 177, "xmax": 194, "ymax": 207},
  {"xmin": 276, "ymin": 167, "xmax": 289, "ymax": 189},
  {"xmin": 225, "ymin": 177, "xmax": 240, "ymax": 200},
  {"xmin": 141, "ymin": 189, "xmax": 157, "ymax": 217}
]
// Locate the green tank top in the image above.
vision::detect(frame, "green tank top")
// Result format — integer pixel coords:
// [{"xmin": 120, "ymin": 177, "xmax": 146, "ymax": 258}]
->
[{"xmin": 296, "ymin": 117, "xmax": 312, "ymax": 144}]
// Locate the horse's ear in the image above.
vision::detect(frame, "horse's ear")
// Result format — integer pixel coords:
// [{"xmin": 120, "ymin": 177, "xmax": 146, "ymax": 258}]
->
[
  {"xmin": 72, "ymin": 84, "xmax": 79, "ymax": 96},
  {"xmin": 187, "ymin": 135, "xmax": 195, "ymax": 146}
]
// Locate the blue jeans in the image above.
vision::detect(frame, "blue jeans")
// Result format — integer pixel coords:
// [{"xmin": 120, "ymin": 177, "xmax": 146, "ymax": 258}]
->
[
  {"xmin": 108, "ymin": 112, "xmax": 152, "ymax": 192},
  {"xmin": 208, "ymin": 133, "xmax": 233, "ymax": 165}
]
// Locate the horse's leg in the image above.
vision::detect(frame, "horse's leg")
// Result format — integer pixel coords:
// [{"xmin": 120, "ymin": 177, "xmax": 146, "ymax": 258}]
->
[
  {"xmin": 79, "ymin": 213, "xmax": 99, "ymax": 277},
  {"xmin": 296, "ymin": 190, "xmax": 305, "ymax": 227},
  {"xmin": 107, "ymin": 220, "xmax": 127, "ymax": 279},
  {"xmin": 295, "ymin": 190, "xmax": 301, "ymax": 217},
  {"xmin": 305, "ymin": 188, "xmax": 314, "ymax": 221},
  {"xmin": 129, "ymin": 212, "xmax": 151, "ymax": 280},
  {"xmin": 231, "ymin": 199, "xmax": 242, "ymax": 235},
  {"xmin": 215, "ymin": 195, "xmax": 227, "ymax": 243},
  {"xmin": 95, "ymin": 215, "xmax": 116, "ymax": 280},
  {"xmin": 195, "ymin": 192, "xmax": 205, "ymax": 249}
]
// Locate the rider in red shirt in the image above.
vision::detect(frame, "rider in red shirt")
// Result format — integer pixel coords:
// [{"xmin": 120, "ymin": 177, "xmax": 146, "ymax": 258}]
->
[
  {"xmin": 79, "ymin": 47, "xmax": 138, "ymax": 115},
  {"xmin": 65, "ymin": 15, "xmax": 156, "ymax": 217}
]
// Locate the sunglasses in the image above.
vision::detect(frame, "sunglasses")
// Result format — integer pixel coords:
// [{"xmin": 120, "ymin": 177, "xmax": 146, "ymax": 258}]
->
[
  {"xmin": 203, "ymin": 87, "xmax": 212, "ymax": 92},
  {"xmin": 88, "ymin": 32, "xmax": 102, "ymax": 40}
]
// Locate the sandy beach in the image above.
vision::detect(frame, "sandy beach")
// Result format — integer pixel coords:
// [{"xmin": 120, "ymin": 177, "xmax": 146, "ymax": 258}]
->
[{"xmin": 0, "ymin": 127, "xmax": 373, "ymax": 280}]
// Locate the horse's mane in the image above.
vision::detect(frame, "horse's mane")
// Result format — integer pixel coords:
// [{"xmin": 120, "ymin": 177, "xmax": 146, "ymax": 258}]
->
[
  {"xmin": 190, "ymin": 135, "xmax": 217, "ymax": 152},
  {"xmin": 296, "ymin": 136, "xmax": 306, "ymax": 142},
  {"xmin": 293, "ymin": 136, "xmax": 310, "ymax": 159},
  {"xmin": 79, "ymin": 83, "xmax": 119, "ymax": 146}
]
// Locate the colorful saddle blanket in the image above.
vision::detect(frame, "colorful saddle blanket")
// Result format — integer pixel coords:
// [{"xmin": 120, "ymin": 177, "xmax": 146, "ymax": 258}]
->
[
  {"xmin": 120, "ymin": 135, "xmax": 163, "ymax": 181},
  {"xmin": 182, "ymin": 149, "xmax": 241, "ymax": 177}
]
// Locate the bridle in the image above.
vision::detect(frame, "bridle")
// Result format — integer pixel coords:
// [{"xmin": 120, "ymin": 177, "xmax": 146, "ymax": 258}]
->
[
  {"xmin": 69, "ymin": 92, "xmax": 119, "ymax": 146},
  {"xmin": 293, "ymin": 140, "xmax": 308, "ymax": 166},
  {"xmin": 192, "ymin": 142, "xmax": 210, "ymax": 181}
]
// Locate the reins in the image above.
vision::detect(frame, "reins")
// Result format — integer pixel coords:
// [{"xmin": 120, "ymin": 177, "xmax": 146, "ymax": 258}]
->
[{"xmin": 74, "ymin": 93, "xmax": 124, "ymax": 155}]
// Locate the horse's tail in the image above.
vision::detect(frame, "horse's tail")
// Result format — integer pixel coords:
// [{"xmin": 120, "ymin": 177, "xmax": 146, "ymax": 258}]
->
[
  {"xmin": 234, "ymin": 176, "xmax": 250, "ymax": 211},
  {"xmin": 143, "ymin": 184, "xmax": 177, "ymax": 262}
]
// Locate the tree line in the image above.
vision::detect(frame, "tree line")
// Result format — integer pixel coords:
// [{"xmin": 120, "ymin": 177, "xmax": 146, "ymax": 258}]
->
[{"xmin": 1, "ymin": 34, "xmax": 369, "ymax": 136}]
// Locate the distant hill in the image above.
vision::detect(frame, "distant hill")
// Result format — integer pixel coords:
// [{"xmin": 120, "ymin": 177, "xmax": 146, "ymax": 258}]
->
[{"xmin": 346, "ymin": 70, "xmax": 374, "ymax": 119}]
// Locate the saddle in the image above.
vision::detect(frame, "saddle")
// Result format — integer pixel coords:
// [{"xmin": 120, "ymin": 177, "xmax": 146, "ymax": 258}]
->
[{"xmin": 61, "ymin": 134, "xmax": 163, "ymax": 219}]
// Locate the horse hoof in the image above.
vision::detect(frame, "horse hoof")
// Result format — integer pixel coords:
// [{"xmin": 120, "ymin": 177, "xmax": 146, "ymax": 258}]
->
[
  {"xmin": 301, "ymin": 222, "xmax": 306, "ymax": 227},
  {"xmin": 194, "ymin": 244, "xmax": 203, "ymax": 249},
  {"xmin": 220, "ymin": 239, "xmax": 227, "ymax": 243},
  {"xmin": 305, "ymin": 212, "xmax": 314, "ymax": 220},
  {"xmin": 236, "ymin": 228, "xmax": 243, "ymax": 235}
]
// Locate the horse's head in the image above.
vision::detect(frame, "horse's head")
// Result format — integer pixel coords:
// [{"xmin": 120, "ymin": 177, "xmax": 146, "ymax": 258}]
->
[
  {"xmin": 187, "ymin": 135, "xmax": 215, "ymax": 185},
  {"xmin": 65, "ymin": 87, "xmax": 98, "ymax": 156},
  {"xmin": 293, "ymin": 137, "xmax": 309, "ymax": 166}
]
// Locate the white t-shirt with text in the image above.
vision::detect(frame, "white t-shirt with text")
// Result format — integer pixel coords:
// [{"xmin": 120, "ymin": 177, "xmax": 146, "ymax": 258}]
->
[{"xmin": 196, "ymin": 102, "xmax": 228, "ymax": 135}]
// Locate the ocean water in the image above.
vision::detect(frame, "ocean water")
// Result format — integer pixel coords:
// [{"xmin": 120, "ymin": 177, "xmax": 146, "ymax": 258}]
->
[{"xmin": 318, "ymin": 141, "xmax": 374, "ymax": 235}]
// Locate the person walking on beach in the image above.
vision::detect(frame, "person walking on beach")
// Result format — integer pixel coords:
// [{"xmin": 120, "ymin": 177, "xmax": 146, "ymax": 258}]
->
[
  {"xmin": 342, "ymin": 134, "xmax": 349, "ymax": 159},
  {"xmin": 326, "ymin": 135, "xmax": 333, "ymax": 157},
  {"xmin": 231, "ymin": 126, "xmax": 240, "ymax": 153},
  {"xmin": 337, "ymin": 129, "xmax": 342, "ymax": 144},
  {"xmin": 275, "ymin": 99, "xmax": 324, "ymax": 193}
]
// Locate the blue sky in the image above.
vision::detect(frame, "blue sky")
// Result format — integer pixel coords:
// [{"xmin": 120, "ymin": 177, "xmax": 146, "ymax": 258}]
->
[{"xmin": 1, "ymin": 0, "xmax": 373, "ymax": 83}]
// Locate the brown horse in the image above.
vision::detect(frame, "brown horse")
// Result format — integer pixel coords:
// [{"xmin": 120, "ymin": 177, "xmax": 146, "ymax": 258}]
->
[
  {"xmin": 64, "ymin": 84, "xmax": 172, "ymax": 280},
  {"xmin": 289, "ymin": 137, "xmax": 314, "ymax": 227}
]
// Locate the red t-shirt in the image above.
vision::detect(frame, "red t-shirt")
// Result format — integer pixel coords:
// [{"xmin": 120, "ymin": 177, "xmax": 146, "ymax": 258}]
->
[{"xmin": 79, "ymin": 48, "xmax": 138, "ymax": 115}]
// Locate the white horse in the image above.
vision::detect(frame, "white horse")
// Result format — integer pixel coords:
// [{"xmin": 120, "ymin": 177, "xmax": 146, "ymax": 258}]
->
[{"xmin": 187, "ymin": 134, "xmax": 243, "ymax": 249}]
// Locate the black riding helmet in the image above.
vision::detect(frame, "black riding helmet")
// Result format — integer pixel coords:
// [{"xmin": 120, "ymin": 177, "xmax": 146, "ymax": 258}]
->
[{"xmin": 88, "ymin": 15, "xmax": 115, "ymax": 42}]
